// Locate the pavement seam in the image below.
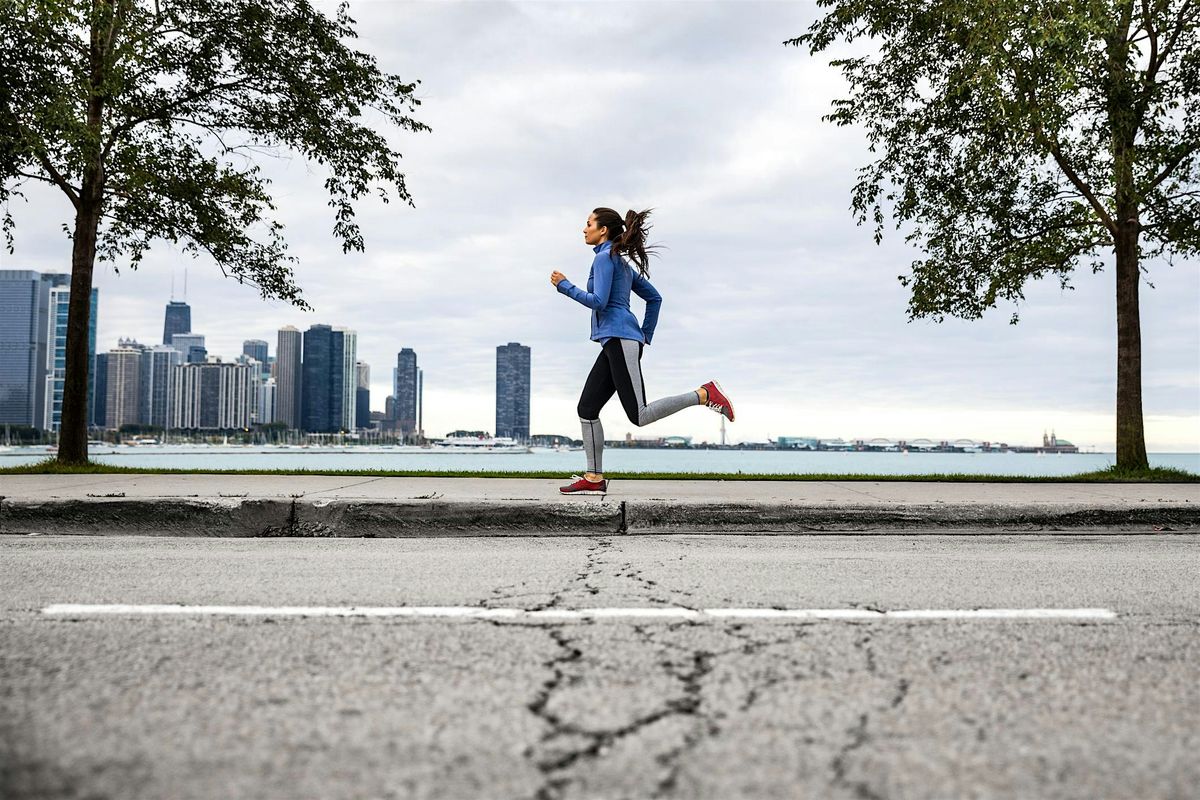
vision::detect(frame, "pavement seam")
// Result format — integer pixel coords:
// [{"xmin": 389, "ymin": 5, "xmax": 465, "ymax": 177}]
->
[{"xmin": 300, "ymin": 477, "xmax": 386, "ymax": 498}]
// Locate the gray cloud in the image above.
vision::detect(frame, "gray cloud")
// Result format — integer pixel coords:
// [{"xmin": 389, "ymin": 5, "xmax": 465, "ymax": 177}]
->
[{"xmin": 2, "ymin": 0, "xmax": 1196, "ymax": 449}]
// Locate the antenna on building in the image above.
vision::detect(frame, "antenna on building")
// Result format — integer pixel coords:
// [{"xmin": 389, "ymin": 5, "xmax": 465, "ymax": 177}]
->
[
  {"xmin": 183, "ymin": 267, "xmax": 188, "ymax": 301},
  {"xmin": 170, "ymin": 271, "xmax": 175, "ymax": 301}
]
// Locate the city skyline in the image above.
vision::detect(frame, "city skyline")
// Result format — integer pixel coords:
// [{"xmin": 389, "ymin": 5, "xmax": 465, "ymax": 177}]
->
[
  {"xmin": 1, "ymin": 276, "xmax": 1189, "ymax": 446},
  {"xmin": 2, "ymin": 6, "xmax": 1195, "ymax": 450}
]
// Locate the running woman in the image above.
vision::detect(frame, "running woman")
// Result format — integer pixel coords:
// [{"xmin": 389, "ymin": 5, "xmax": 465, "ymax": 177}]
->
[{"xmin": 550, "ymin": 207, "xmax": 735, "ymax": 495}]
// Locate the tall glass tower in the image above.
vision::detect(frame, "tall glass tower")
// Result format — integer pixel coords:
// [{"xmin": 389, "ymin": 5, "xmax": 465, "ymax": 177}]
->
[
  {"xmin": 44, "ymin": 286, "xmax": 98, "ymax": 432},
  {"xmin": 0, "ymin": 270, "xmax": 68, "ymax": 429},
  {"xmin": 355, "ymin": 361, "xmax": 370, "ymax": 432},
  {"xmin": 300, "ymin": 324, "xmax": 353, "ymax": 433},
  {"xmin": 301, "ymin": 324, "xmax": 333, "ymax": 432},
  {"xmin": 242, "ymin": 339, "xmax": 268, "ymax": 375},
  {"xmin": 162, "ymin": 301, "xmax": 191, "ymax": 345},
  {"xmin": 495, "ymin": 342, "xmax": 530, "ymax": 442},
  {"xmin": 394, "ymin": 348, "xmax": 418, "ymax": 439}
]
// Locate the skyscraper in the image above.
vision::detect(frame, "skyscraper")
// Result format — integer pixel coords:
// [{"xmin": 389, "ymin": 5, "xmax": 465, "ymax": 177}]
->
[
  {"xmin": 335, "ymin": 328, "xmax": 357, "ymax": 431},
  {"xmin": 257, "ymin": 377, "xmax": 275, "ymax": 425},
  {"xmin": 171, "ymin": 361, "xmax": 257, "ymax": 430},
  {"xmin": 243, "ymin": 340, "xmax": 268, "ymax": 376},
  {"xmin": 301, "ymin": 324, "xmax": 333, "ymax": 432},
  {"xmin": 170, "ymin": 332, "xmax": 206, "ymax": 364},
  {"xmin": 0, "ymin": 270, "xmax": 68, "ymax": 429},
  {"xmin": 275, "ymin": 326, "xmax": 302, "ymax": 429},
  {"xmin": 394, "ymin": 348, "xmax": 418, "ymax": 439},
  {"xmin": 355, "ymin": 361, "xmax": 370, "ymax": 431},
  {"xmin": 140, "ymin": 345, "xmax": 182, "ymax": 429},
  {"xmin": 162, "ymin": 300, "xmax": 191, "ymax": 345},
  {"xmin": 495, "ymin": 342, "xmax": 530, "ymax": 442},
  {"xmin": 300, "ymin": 324, "xmax": 353, "ymax": 433},
  {"xmin": 91, "ymin": 353, "xmax": 108, "ymax": 428},
  {"xmin": 45, "ymin": 285, "xmax": 98, "ymax": 432},
  {"xmin": 105, "ymin": 342, "xmax": 144, "ymax": 430}
]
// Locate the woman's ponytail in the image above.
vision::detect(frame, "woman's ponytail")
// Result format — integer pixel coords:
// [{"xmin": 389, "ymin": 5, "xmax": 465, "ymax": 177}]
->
[{"xmin": 593, "ymin": 206, "xmax": 660, "ymax": 277}]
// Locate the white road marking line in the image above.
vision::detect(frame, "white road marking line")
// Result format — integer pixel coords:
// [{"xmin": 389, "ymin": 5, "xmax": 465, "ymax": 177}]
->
[{"xmin": 40, "ymin": 604, "xmax": 1118, "ymax": 621}]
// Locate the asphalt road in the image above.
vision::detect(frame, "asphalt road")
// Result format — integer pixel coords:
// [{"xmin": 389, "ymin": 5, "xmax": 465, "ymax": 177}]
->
[{"xmin": 3, "ymin": 534, "xmax": 1198, "ymax": 800}]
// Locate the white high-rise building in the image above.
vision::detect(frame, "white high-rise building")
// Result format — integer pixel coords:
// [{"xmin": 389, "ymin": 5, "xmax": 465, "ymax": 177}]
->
[
  {"xmin": 275, "ymin": 326, "xmax": 302, "ymax": 429},
  {"xmin": 334, "ymin": 328, "xmax": 357, "ymax": 431},
  {"xmin": 171, "ymin": 360, "xmax": 258, "ymax": 430},
  {"xmin": 140, "ymin": 345, "xmax": 182, "ymax": 429},
  {"xmin": 257, "ymin": 377, "xmax": 276, "ymax": 425},
  {"xmin": 105, "ymin": 342, "xmax": 145, "ymax": 430}
]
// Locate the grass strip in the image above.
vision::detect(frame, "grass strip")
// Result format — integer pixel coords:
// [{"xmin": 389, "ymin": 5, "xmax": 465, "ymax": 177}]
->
[{"xmin": 0, "ymin": 459, "xmax": 1195, "ymax": 482}]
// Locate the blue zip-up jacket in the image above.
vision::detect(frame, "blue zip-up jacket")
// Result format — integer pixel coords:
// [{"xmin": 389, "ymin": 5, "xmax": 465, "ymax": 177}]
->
[{"xmin": 557, "ymin": 241, "xmax": 663, "ymax": 344}]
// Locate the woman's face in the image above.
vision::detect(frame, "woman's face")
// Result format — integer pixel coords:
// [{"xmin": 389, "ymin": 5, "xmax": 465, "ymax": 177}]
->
[{"xmin": 583, "ymin": 213, "xmax": 607, "ymax": 246}]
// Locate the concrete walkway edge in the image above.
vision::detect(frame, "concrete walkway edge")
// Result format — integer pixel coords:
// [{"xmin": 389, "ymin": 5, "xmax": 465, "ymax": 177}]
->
[{"xmin": 2, "ymin": 496, "xmax": 1197, "ymax": 536}]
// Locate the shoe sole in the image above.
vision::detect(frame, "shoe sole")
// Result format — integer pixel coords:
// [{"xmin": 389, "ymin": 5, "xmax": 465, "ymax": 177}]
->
[
  {"xmin": 560, "ymin": 489, "xmax": 606, "ymax": 495},
  {"xmin": 710, "ymin": 380, "xmax": 735, "ymax": 422}
]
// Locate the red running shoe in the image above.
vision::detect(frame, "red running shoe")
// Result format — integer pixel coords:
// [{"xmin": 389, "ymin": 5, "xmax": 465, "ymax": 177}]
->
[
  {"xmin": 560, "ymin": 475, "xmax": 608, "ymax": 495},
  {"xmin": 701, "ymin": 380, "xmax": 735, "ymax": 421}
]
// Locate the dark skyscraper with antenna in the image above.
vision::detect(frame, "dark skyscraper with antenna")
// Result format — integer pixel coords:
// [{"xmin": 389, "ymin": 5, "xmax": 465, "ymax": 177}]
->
[
  {"xmin": 163, "ymin": 270, "xmax": 191, "ymax": 344},
  {"xmin": 163, "ymin": 301, "xmax": 190, "ymax": 345}
]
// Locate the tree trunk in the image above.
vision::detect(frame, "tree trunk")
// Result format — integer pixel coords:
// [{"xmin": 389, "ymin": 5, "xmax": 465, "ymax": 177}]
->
[
  {"xmin": 1105, "ymin": 13, "xmax": 1149, "ymax": 471},
  {"xmin": 1114, "ymin": 222, "xmax": 1148, "ymax": 470},
  {"xmin": 57, "ymin": 3, "xmax": 111, "ymax": 465},
  {"xmin": 56, "ymin": 203, "xmax": 101, "ymax": 465}
]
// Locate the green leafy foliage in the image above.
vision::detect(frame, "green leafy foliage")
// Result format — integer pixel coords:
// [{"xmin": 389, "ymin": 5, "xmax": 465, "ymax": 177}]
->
[
  {"xmin": 0, "ymin": 0, "xmax": 429, "ymax": 305},
  {"xmin": 788, "ymin": 0, "xmax": 1199, "ymax": 322}
]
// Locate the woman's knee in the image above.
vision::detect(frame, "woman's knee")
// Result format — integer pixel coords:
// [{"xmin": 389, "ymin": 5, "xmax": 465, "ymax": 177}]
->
[{"xmin": 578, "ymin": 402, "xmax": 600, "ymax": 420}]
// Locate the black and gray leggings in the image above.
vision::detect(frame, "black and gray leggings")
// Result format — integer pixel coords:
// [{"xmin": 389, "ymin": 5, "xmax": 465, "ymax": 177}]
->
[{"xmin": 576, "ymin": 338, "xmax": 700, "ymax": 473}]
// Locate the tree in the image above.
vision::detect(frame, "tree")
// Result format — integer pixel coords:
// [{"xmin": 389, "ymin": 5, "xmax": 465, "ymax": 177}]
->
[
  {"xmin": 789, "ymin": 1, "xmax": 1198, "ymax": 469},
  {"xmin": 0, "ymin": 0, "xmax": 428, "ymax": 464}
]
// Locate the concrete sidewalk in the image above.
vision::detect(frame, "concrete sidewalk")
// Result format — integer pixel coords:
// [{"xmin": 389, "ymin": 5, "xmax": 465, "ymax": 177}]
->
[{"xmin": 1, "ymin": 474, "xmax": 1196, "ymax": 535}]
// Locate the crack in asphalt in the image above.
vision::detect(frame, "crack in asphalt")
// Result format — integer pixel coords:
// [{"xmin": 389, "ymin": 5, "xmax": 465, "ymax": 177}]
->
[
  {"xmin": 512, "ymin": 535, "xmax": 827, "ymax": 800},
  {"xmin": 510, "ymin": 537, "xmax": 927, "ymax": 799},
  {"xmin": 523, "ymin": 622, "xmax": 720, "ymax": 800},
  {"xmin": 827, "ymin": 633, "xmax": 913, "ymax": 800},
  {"xmin": 830, "ymin": 713, "xmax": 884, "ymax": 800}
]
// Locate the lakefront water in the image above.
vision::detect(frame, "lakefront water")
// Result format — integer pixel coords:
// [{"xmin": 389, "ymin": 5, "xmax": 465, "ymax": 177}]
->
[{"xmin": 1, "ymin": 445, "xmax": 1197, "ymax": 476}]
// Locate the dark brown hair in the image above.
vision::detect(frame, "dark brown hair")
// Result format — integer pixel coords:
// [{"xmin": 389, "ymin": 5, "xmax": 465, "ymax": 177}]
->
[{"xmin": 592, "ymin": 207, "xmax": 660, "ymax": 277}]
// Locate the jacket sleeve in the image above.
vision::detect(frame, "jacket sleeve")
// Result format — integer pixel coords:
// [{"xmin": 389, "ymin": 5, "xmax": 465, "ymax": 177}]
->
[
  {"xmin": 556, "ymin": 252, "xmax": 614, "ymax": 311},
  {"xmin": 632, "ymin": 272, "xmax": 662, "ymax": 345}
]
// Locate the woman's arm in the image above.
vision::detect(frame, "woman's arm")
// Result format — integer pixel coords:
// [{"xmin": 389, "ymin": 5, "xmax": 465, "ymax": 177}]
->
[
  {"xmin": 555, "ymin": 253, "xmax": 614, "ymax": 311},
  {"xmin": 632, "ymin": 273, "xmax": 662, "ymax": 344}
]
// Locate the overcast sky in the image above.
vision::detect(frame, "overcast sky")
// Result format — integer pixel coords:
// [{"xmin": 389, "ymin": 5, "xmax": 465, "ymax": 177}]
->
[{"xmin": 3, "ymin": 0, "xmax": 1198, "ymax": 450}]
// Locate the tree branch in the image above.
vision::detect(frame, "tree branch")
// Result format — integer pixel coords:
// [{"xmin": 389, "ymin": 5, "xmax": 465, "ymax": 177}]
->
[
  {"xmin": 997, "ymin": 36, "xmax": 1116, "ymax": 233},
  {"xmin": 1049, "ymin": 147, "xmax": 1117, "ymax": 232},
  {"xmin": 32, "ymin": 152, "xmax": 80, "ymax": 208},
  {"xmin": 1159, "ymin": 0, "xmax": 1195, "ymax": 64},
  {"xmin": 102, "ymin": 77, "xmax": 253, "ymax": 164},
  {"xmin": 1007, "ymin": 217, "xmax": 1105, "ymax": 244},
  {"xmin": 1140, "ymin": 0, "xmax": 1160, "ymax": 85},
  {"xmin": 1144, "ymin": 143, "xmax": 1198, "ymax": 194}
]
